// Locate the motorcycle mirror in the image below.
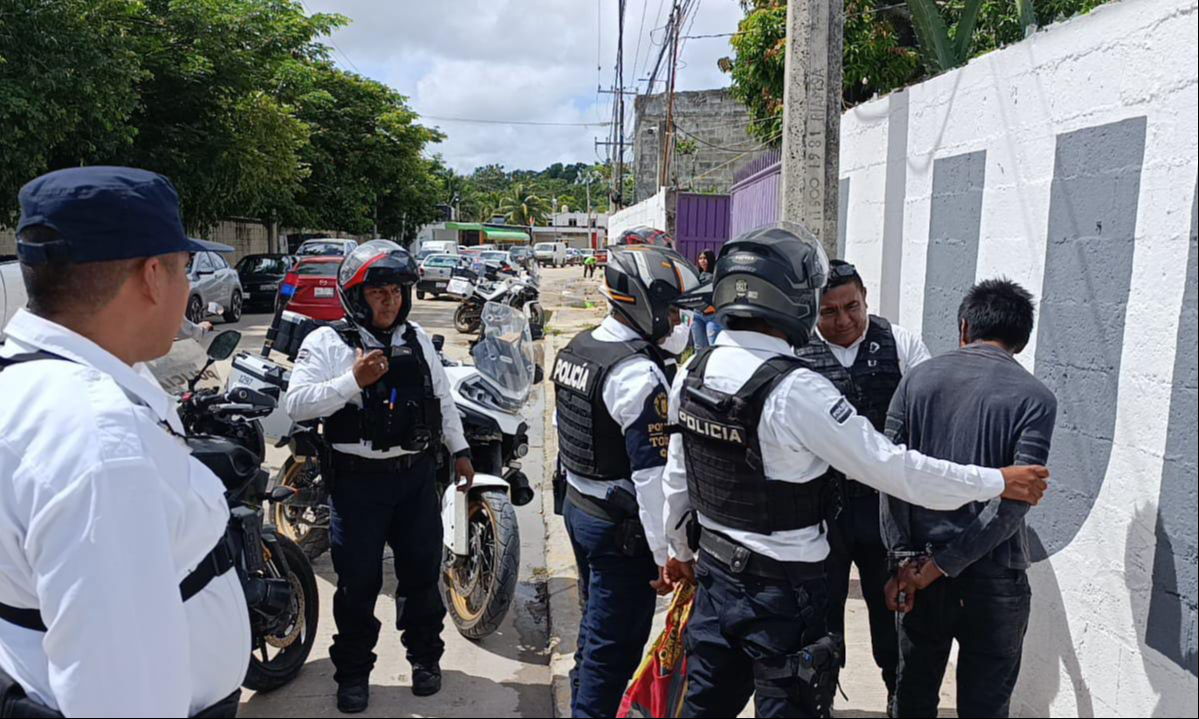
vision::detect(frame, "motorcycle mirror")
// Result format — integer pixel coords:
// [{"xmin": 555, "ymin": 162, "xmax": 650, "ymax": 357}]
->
[
  {"xmin": 207, "ymin": 330, "xmax": 242, "ymax": 361},
  {"xmin": 534, "ymin": 365, "xmax": 545, "ymax": 385},
  {"xmin": 432, "ymin": 335, "xmax": 446, "ymax": 353}
]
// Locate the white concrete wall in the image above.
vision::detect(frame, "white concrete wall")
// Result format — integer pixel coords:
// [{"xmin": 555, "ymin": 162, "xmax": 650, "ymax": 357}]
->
[
  {"xmin": 607, "ymin": 190, "xmax": 670, "ymax": 245},
  {"xmin": 836, "ymin": 0, "xmax": 1198, "ymax": 715}
]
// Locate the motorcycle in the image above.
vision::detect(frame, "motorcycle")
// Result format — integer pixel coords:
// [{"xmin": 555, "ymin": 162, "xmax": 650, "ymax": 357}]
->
[
  {"xmin": 451, "ymin": 264, "xmax": 544, "ymax": 337},
  {"xmin": 178, "ymin": 330, "xmax": 320, "ymax": 694},
  {"xmin": 438, "ymin": 302, "xmax": 540, "ymax": 640},
  {"xmin": 230, "ymin": 303, "xmax": 542, "ymax": 641}
]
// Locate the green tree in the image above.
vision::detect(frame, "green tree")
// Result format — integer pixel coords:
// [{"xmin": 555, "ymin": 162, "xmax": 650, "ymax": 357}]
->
[
  {"xmin": 0, "ymin": 0, "xmax": 146, "ymax": 222},
  {"xmin": 724, "ymin": 0, "xmax": 1110, "ymax": 145},
  {"xmin": 283, "ymin": 63, "xmax": 445, "ymax": 239},
  {"xmin": 499, "ymin": 184, "xmax": 549, "ymax": 227}
]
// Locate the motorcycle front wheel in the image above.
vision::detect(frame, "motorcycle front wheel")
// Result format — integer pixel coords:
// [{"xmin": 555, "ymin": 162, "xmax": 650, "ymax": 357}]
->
[
  {"xmin": 454, "ymin": 303, "xmax": 482, "ymax": 334},
  {"xmin": 243, "ymin": 535, "xmax": 321, "ymax": 694},
  {"xmin": 440, "ymin": 491, "xmax": 520, "ymax": 640},
  {"xmin": 271, "ymin": 457, "xmax": 331, "ymax": 562}
]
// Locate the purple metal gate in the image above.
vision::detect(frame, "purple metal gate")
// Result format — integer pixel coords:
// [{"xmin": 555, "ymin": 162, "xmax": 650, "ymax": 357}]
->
[
  {"xmin": 675, "ymin": 193, "xmax": 731, "ymax": 264},
  {"xmin": 730, "ymin": 148, "xmax": 782, "ymax": 239}
]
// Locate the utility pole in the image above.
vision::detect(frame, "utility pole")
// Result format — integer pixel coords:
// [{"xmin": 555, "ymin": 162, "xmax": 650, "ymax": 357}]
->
[
  {"xmin": 659, "ymin": 1, "xmax": 683, "ymax": 192},
  {"xmin": 780, "ymin": 0, "xmax": 844, "ymax": 259},
  {"xmin": 615, "ymin": 0, "xmax": 627, "ymax": 211}
]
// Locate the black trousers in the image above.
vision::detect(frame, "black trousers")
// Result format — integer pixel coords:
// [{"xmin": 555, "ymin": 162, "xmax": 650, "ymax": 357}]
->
[
  {"xmin": 826, "ymin": 489, "xmax": 899, "ymax": 695},
  {"xmin": 683, "ymin": 554, "xmax": 830, "ymax": 719},
  {"xmin": 895, "ymin": 561, "xmax": 1032, "ymax": 718},
  {"xmin": 328, "ymin": 453, "xmax": 446, "ymax": 686}
]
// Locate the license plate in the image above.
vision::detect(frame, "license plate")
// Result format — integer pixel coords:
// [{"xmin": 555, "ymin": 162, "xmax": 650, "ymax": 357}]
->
[
  {"xmin": 315, "ymin": 287, "xmax": 335, "ymax": 298},
  {"xmin": 435, "ymin": 282, "xmax": 448, "ymax": 289}
]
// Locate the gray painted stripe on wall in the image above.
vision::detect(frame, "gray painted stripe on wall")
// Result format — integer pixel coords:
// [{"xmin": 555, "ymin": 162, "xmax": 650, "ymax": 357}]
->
[
  {"xmin": 921, "ymin": 151, "xmax": 987, "ymax": 357},
  {"xmin": 838, "ymin": 177, "xmax": 850, "ymax": 260},
  {"xmin": 1029, "ymin": 117, "xmax": 1147, "ymax": 560},
  {"xmin": 880, "ymin": 91, "xmax": 910, "ymax": 321},
  {"xmin": 1147, "ymin": 180, "xmax": 1199, "ymax": 677}
]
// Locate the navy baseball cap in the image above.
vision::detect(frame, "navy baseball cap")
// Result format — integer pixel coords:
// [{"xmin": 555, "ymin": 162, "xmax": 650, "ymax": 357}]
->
[{"xmin": 16, "ymin": 166, "xmax": 228, "ymax": 266}]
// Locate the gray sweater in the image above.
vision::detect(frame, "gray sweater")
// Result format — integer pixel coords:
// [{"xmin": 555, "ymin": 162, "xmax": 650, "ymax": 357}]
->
[{"xmin": 882, "ymin": 344, "xmax": 1058, "ymax": 577}]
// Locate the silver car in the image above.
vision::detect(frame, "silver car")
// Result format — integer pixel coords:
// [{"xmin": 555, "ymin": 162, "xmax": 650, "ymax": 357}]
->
[
  {"xmin": 417, "ymin": 254, "xmax": 462, "ymax": 299},
  {"xmin": 188, "ymin": 251, "xmax": 243, "ymax": 323}
]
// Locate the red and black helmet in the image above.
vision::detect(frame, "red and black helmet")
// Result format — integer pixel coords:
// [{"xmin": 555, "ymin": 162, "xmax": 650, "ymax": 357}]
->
[
  {"xmin": 616, "ymin": 226, "xmax": 675, "ymax": 249},
  {"xmin": 337, "ymin": 240, "xmax": 419, "ymax": 330}
]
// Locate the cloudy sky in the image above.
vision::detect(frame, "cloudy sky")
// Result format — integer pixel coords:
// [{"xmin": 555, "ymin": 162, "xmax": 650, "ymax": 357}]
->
[{"xmin": 300, "ymin": 0, "xmax": 744, "ymax": 173}]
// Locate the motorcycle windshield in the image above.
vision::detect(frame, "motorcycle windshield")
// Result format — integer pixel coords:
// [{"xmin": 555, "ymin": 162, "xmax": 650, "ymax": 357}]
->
[{"xmin": 472, "ymin": 302, "xmax": 536, "ymax": 410}]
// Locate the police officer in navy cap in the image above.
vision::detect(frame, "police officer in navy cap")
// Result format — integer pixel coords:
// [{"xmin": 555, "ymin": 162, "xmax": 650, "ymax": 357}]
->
[{"xmin": 1, "ymin": 167, "xmax": 251, "ymax": 717}]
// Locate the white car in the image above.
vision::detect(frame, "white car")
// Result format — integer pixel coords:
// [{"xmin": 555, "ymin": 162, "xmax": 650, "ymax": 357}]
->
[
  {"xmin": 2, "ymin": 259, "xmax": 214, "ymax": 394},
  {"xmin": 534, "ymin": 241, "xmax": 568, "ymax": 268},
  {"xmin": 295, "ymin": 238, "xmax": 358, "ymax": 258}
]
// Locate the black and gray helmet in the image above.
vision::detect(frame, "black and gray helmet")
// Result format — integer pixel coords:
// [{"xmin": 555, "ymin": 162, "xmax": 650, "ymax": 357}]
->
[
  {"xmin": 603, "ymin": 245, "xmax": 700, "ymax": 343},
  {"xmin": 712, "ymin": 222, "xmax": 830, "ymax": 348},
  {"xmin": 338, "ymin": 240, "xmax": 419, "ymax": 330}
]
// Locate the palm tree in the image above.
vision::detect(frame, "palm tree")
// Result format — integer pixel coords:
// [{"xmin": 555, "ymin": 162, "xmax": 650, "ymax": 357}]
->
[{"xmin": 498, "ymin": 184, "xmax": 549, "ymax": 227}]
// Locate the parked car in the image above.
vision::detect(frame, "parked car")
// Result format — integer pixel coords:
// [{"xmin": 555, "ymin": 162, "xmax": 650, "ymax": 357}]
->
[
  {"xmin": 3, "ymin": 259, "xmax": 218, "ymax": 394},
  {"xmin": 0, "ymin": 260, "xmax": 25, "ymax": 340},
  {"xmin": 481, "ymin": 250, "xmax": 518, "ymax": 277},
  {"xmin": 296, "ymin": 238, "xmax": 358, "ymax": 258},
  {"xmin": 188, "ymin": 250, "xmax": 243, "ymax": 324},
  {"xmin": 595, "ymin": 247, "xmax": 609, "ymax": 266},
  {"xmin": 534, "ymin": 241, "xmax": 568, "ymax": 268},
  {"xmin": 236, "ymin": 254, "xmax": 296, "ymax": 313},
  {"xmin": 279, "ymin": 256, "xmax": 345, "ymax": 321},
  {"xmin": 508, "ymin": 245, "xmax": 534, "ymax": 269},
  {"xmin": 566, "ymin": 248, "xmax": 585, "ymax": 266},
  {"xmin": 418, "ymin": 254, "xmax": 461, "ymax": 300}
]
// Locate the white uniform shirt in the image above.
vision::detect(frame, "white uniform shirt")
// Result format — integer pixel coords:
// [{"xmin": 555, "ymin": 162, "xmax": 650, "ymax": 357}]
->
[
  {"xmin": 564, "ymin": 317, "xmax": 674, "ymax": 566},
  {"xmin": 0, "ymin": 310, "xmax": 251, "ymax": 718},
  {"xmin": 816, "ymin": 321, "xmax": 932, "ymax": 375},
  {"xmin": 663, "ymin": 330, "xmax": 1005, "ymax": 564},
  {"xmin": 285, "ymin": 321, "xmax": 469, "ymax": 458}
]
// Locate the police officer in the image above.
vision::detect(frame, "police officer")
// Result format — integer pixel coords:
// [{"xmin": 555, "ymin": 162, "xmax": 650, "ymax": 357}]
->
[
  {"xmin": 552, "ymin": 245, "xmax": 698, "ymax": 719},
  {"xmin": 796, "ymin": 260, "xmax": 931, "ymax": 712},
  {"xmin": 285, "ymin": 241, "xmax": 473, "ymax": 715},
  {"xmin": 0, "ymin": 167, "xmax": 251, "ymax": 717},
  {"xmin": 661, "ymin": 223, "xmax": 1050, "ymax": 719}
]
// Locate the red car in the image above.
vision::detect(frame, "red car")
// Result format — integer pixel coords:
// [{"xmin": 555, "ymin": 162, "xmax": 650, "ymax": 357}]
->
[{"xmin": 279, "ymin": 256, "xmax": 345, "ymax": 321}]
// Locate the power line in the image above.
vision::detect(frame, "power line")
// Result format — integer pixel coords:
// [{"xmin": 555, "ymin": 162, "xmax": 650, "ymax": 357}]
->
[{"xmin": 422, "ymin": 116, "xmax": 613, "ymax": 128}]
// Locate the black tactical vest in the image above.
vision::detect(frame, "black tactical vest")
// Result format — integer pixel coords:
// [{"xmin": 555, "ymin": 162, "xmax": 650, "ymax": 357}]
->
[
  {"xmin": 678, "ymin": 350, "xmax": 833, "ymax": 535},
  {"xmin": 324, "ymin": 323, "xmax": 444, "ymax": 454},
  {"xmin": 553, "ymin": 330, "xmax": 674, "ymax": 482},
  {"xmin": 797, "ymin": 316, "xmax": 902, "ymax": 433}
]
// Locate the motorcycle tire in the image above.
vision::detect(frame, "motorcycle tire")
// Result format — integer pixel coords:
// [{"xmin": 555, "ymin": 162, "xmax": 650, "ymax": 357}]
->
[
  {"xmin": 243, "ymin": 535, "xmax": 321, "ymax": 694},
  {"xmin": 455, "ymin": 303, "xmax": 482, "ymax": 335},
  {"xmin": 440, "ymin": 490, "xmax": 520, "ymax": 641},
  {"xmin": 271, "ymin": 457, "xmax": 331, "ymax": 562}
]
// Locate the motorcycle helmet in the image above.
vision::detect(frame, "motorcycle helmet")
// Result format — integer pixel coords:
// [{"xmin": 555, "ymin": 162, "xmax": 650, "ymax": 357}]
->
[
  {"xmin": 338, "ymin": 240, "xmax": 419, "ymax": 330},
  {"xmin": 712, "ymin": 222, "xmax": 829, "ymax": 348},
  {"xmin": 603, "ymin": 245, "xmax": 700, "ymax": 343}
]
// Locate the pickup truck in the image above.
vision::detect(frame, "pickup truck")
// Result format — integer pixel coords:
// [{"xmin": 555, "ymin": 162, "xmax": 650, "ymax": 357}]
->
[{"xmin": 2, "ymin": 259, "xmax": 217, "ymax": 393}]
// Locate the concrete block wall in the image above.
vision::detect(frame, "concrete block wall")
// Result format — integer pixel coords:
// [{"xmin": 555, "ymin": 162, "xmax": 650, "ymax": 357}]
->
[
  {"xmin": 608, "ymin": 189, "xmax": 672, "ymax": 244},
  {"xmin": 834, "ymin": 0, "xmax": 1198, "ymax": 714},
  {"xmin": 0, "ymin": 228, "xmax": 15, "ymax": 259},
  {"xmin": 634, "ymin": 89, "xmax": 766, "ymax": 202}
]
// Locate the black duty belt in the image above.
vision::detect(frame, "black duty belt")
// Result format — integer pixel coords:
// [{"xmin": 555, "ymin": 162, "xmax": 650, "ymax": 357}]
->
[
  {"xmin": 331, "ymin": 451, "xmax": 427, "ymax": 474},
  {"xmin": 0, "ymin": 666, "xmax": 241, "ymax": 719},
  {"xmin": 699, "ymin": 530, "xmax": 826, "ymax": 583},
  {"xmin": 565, "ymin": 485, "xmax": 635, "ymax": 525},
  {"xmin": 0, "ymin": 540, "xmax": 235, "ymax": 634},
  {"xmin": 844, "ymin": 479, "xmax": 879, "ymax": 500}
]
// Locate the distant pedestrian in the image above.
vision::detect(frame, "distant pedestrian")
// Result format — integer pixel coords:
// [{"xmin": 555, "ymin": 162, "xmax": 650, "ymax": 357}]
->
[
  {"xmin": 584, "ymin": 254, "xmax": 598, "ymax": 279},
  {"xmin": 691, "ymin": 250, "xmax": 717, "ymax": 350}
]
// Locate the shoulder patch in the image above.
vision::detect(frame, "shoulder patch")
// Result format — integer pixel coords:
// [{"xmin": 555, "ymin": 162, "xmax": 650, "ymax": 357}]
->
[
  {"xmin": 654, "ymin": 391, "xmax": 670, "ymax": 420},
  {"xmin": 830, "ymin": 397, "xmax": 855, "ymax": 425}
]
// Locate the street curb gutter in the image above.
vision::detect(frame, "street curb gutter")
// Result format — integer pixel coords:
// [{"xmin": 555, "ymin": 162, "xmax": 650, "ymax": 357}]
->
[{"xmin": 541, "ymin": 331, "xmax": 580, "ymax": 719}]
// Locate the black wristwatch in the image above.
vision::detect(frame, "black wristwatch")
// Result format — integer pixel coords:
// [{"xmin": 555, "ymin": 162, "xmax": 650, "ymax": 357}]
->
[{"xmin": 453, "ymin": 449, "xmax": 472, "ymax": 461}]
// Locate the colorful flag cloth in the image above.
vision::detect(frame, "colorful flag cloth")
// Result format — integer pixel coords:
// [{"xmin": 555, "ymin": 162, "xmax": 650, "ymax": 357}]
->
[{"xmin": 618, "ymin": 583, "xmax": 696, "ymax": 719}]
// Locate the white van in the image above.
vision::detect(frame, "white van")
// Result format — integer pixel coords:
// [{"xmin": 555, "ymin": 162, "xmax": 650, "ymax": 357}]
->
[
  {"xmin": 534, "ymin": 242, "xmax": 568, "ymax": 268},
  {"xmin": 420, "ymin": 240, "xmax": 459, "ymax": 258}
]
